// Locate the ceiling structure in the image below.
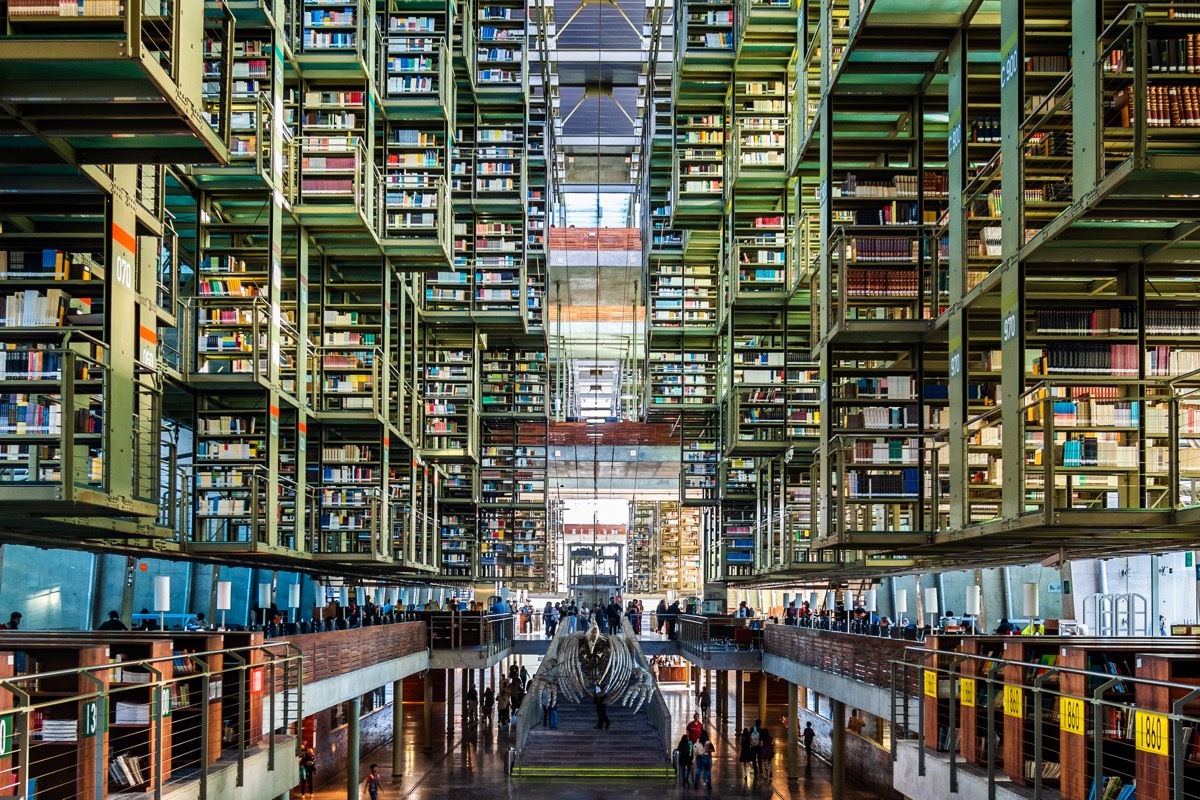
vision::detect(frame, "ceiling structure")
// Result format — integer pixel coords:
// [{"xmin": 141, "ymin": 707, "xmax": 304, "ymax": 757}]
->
[{"xmin": 532, "ymin": 0, "xmax": 680, "ymax": 501}]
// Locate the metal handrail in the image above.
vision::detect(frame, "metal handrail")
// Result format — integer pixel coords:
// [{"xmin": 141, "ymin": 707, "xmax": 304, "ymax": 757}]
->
[{"xmin": 891, "ymin": 640, "xmax": 1200, "ymax": 800}]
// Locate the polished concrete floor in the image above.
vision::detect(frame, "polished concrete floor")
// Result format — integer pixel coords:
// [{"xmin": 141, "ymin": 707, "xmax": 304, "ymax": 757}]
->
[{"xmin": 296, "ymin": 678, "xmax": 882, "ymax": 799}]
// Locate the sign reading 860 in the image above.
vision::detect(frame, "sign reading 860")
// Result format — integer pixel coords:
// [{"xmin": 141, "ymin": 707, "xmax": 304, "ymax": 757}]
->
[{"xmin": 1134, "ymin": 710, "xmax": 1170, "ymax": 756}]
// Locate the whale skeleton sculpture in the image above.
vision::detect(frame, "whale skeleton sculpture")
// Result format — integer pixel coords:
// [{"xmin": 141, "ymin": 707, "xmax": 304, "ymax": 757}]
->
[{"xmin": 529, "ymin": 617, "xmax": 656, "ymax": 712}]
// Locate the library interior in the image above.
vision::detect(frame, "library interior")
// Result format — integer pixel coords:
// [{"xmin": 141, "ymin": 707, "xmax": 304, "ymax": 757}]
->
[{"xmin": 1, "ymin": 0, "xmax": 1200, "ymax": 799}]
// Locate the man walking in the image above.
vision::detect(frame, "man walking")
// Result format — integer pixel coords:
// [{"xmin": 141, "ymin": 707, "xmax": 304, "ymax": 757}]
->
[
  {"xmin": 803, "ymin": 721, "xmax": 815, "ymax": 768},
  {"xmin": 593, "ymin": 687, "xmax": 611, "ymax": 729}
]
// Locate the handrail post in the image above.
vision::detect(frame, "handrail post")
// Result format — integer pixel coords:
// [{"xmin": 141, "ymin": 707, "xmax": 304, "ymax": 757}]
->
[
  {"xmin": 144, "ymin": 664, "xmax": 165, "ymax": 800},
  {"xmin": 986, "ymin": 660, "xmax": 1004, "ymax": 800},
  {"xmin": 1172, "ymin": 686, "xmax": 1200, "ymax": 798},
  {"xmin": 0, "ymin": 681, "xmax": 30, "ymax": 800},
  {"xmin": 1090, "ymin": 676, "xmax": 1119, "ymax": 799},
  {"xmin": 1032, "ymin": 667, "xmax": 1058, "ymax": 798},
  {"xmin": 226, "ymin": 650, "xmax": 248, "ymax": 786}
]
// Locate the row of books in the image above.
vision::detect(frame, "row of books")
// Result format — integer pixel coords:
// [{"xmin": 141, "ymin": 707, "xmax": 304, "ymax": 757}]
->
[
  {"xmin": 1035, "ymin": 344, "xmax": 1141, "ymax": 375},
  {"xmin": 837, "ymin": 173, "xmax": 945, "ymax": 198},
  {"xmin": 844, "ymin": 469, "xmax": 921, "ymax": 498},
  {"xmin": 1026, "ymin": 54, "xmax": 1071, "ymax": 73},
  {"xmin": 0, "ymin": 249, "xmax": 102, "ymax": 280},
  {"xmin": 9, "ymin": 0, "xmax": 122, "ymax": 17},
  {"xmin": 1032, "ymin": 307, "xmax": 1138, "ymax": 336},
  {"xmin": 1124, "ymin": 84, "xmax": 1200, "ymax": 128},
  {"xmin": 843, "ymin": 269, "xmax": 922, "ymax": 298},
  {"xmin": 109, "ymin": 753, "xmax": 148, "ymax": 788}
]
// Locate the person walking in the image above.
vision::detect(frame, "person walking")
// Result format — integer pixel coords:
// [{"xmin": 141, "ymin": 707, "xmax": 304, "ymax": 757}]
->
[
  {"xmin": 593, "ymin": 687, "xmax": 611, "ymax": 729},
  {"xmin": 686, "ymin": 712, "xmax": 703, "ymax": 745},
  {"xmin": 738, "ymin": 728, "xmax": 754, "ymax": 781},
  {"xmin": 803, "ymin": 721, "xmax": 815, "ymax": 768},
  {"xmin": 693, "ymin": 730, "xmax": 714, "ymax": 789},
  {"xmin": 540, "ymin": 684, "xmax": 552, "ymax": 727},
  {"xmin": 298, "ymin": 745, "xmax": 316, "ymax": 797},
  {"xmin": 547, "ymin": 698, "xmax": 558, "ymax": 729},
  {"xmin": 675, "ymin": 733, "xmax": 694, "ymax": 785},
  {"xmin": 655, "ymin": 599, "xmax": 668, "ymax": 633},
  {"xmin": 750, "ymin": 718, "xmax": 764, "ymax": 775},
  {"xmin": 497, "ymin": 680, "xmax": 511, "ymax": 727},
  {"xmin": 699, "ymin": 686, "xmax": 710, "ymax": 716},
  {"xmin": 364, "ymin": 764, "xmax": 382, "ymax": 800},
  {"xmin": 482, "ymin": 686, "xmax": 495, "ymax": 722},
  {"xmin": 465, "ymin": 684, "xmax": 478, "ymax": 725},
  {"xmin": 760, "ymin": 727, "xmax": 776, "ymax": 778}
]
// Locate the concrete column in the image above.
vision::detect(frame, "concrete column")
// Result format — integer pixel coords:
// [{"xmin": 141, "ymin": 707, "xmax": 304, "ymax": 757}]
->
[
  {"xmin": 446, "ymin": 669, "xmax": 455, "ymax": 734},
  {"xmin": 735, "ymin": 670, "xmax": 744, "ymax": 732},
  {"xmin": 347, "ymin": 696, "xmax": 361, "ymax": 800},
  {"xmin": 423, "ymin": 671, "xmax": 433, "ymax": 750},
  {"xmin": 392, "ymin": 679, "xmax": 403, "ymax": 778},
  {"xmin": 787, "ymin": 682, "xmax": 798, "ymax": 785},
  {"xmin": 479, "ymin": 668, "xmax": 486, "ymax": 706},
  {"xmin": 757, "ymin": 672, "xmax": 767, "ymax": 726},
  {"xmin": 831, "ymin": 698, "xmax": 846, "ymax": 799}
]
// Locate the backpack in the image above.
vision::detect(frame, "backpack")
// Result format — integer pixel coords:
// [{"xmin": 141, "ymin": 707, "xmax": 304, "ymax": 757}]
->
[{"xmin": 750, "ymin": 728, "xmax": 761, "ymax": 747}]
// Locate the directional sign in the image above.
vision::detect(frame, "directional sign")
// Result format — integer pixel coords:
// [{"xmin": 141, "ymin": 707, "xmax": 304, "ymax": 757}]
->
[
  {"xmin": 82, "ymin": 699, "xmax": 106, "ymax": 738},
  {"xmin": 960, "ymin": 677, "xmax": 976, "ymax": 708},
  {"xmin": 1060, "ymin": 697, "xmax": 1084, "ymax": 736},
  {"xmin": 1135, "ymin": 710, "xmax": 1169, "ymax": 756},
  {"xmin": 0, "ymin": 715, "xmax": 12, "ymax": 757},
  {"xmin": 1003, "ymin": 685, "xmax": 1023, "ymax": 719}
]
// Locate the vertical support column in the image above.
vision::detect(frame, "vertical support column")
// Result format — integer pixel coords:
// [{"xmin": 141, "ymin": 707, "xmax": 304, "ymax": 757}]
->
[
  {"xmin": 423, "ymin": 672, "xmax": 433, "ymax": 750},
  {"xmin": 392, "ymin": 679, "xmax": 403, "ymax": 778},
  {"xmin": 831, "ymin": 698, "xmax": 846, "ymax": 799},
  {"xmin": 735, "ymin": 670, "xmax": 744, "ymax": 732},
  {"xmin": 757, "ymin": 672, "xmax": 767, "ymax": 727},
  {"xmin": 120, "ymin": 556, "xmax": 136, "ymax": 624},
  {"xmin": 999, "ymin": 0, "xmax": 1025, "ymax": 519},
  {"xmin": 446, "ymin": 669, "xmax": 455, "ymax": 734},
  {"xmin": 1072, "ymin": 0, "xmax": 1100, "ymax": 194},
  {"xmin": 787, "ymin": 682, "xmax": 799, "ymax": 785},
  {"xmin": 946, "ymin": 28, "xmax": 968, "ymax": 529},
  {"xmin": 346, "ymin": 696, "xmax": 361, "ymax": 800},
  {"xmin": 1151, "ymin": 554, "xmax": 1162, "ymax": 635}
]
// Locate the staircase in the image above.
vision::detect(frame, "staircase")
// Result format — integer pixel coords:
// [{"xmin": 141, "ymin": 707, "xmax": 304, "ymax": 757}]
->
[
  {"xmin": 515, "ymin": 699, "xmax": 674, "ymax": 779},
  {"xmin": 512, "ymin": 617, "xmax": 674, "ymax": 780}
]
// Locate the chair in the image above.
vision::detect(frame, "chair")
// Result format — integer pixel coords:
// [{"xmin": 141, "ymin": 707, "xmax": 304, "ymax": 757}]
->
[{"xmin": 733, "ymin": 627, "xmax": 755, "ymax": 650}]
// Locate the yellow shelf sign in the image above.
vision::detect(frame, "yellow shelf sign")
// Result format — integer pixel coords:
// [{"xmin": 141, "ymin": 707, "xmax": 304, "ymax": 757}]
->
[
  {"xmin": 960, "ymin": 677, "xmax": 976, "ymax": 708},
  {"xmin": 924, "ymin": 670, "xmax": 938, "ymax": 698},
  {"xmin": 1135, "ymin": 710, "xmax": 1169, "ymax": 756},
  {"xmin": 1003, "ymin": 685, "xmax": 1023, "ymax": 719},
  {"xmin": 1060, "ymin": 697, "xmax": 1085, "ymax": 736}
]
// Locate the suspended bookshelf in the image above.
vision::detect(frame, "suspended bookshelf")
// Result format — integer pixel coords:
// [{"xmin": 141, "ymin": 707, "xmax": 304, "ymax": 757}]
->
[{"xmin": 313, "ymin": 425, "xmax": 383, "ymax": 558}]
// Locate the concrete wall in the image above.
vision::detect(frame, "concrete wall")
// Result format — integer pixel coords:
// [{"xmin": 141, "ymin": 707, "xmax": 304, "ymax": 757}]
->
[
  {"xmin": 731, "ymin": 553, "xmax": 1200, "ymax": 633},
  {"xmin": 309, "ymin": 697, "xmax": 396, "ymax": 787},
  {"xmin": 794, "ymin": 699, "xmax": 902, "ymax": 800},
  {"xmin": 0, "ymin": 545, "xmax": 327, "ymax": 631}
]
